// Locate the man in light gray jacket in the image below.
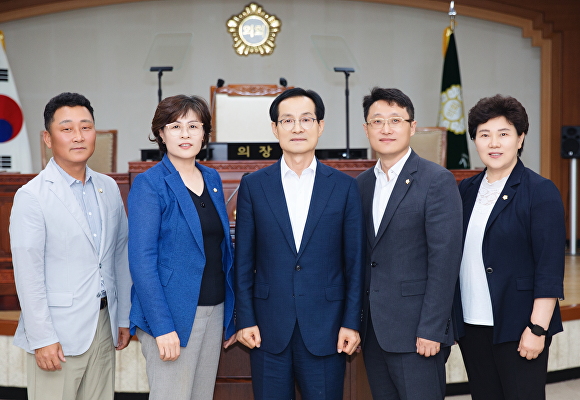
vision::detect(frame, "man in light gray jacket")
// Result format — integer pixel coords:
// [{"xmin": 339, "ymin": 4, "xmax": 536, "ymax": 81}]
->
[{"xmin": 10, "ymin": 92, "xmax": 132, "ymax": 400}]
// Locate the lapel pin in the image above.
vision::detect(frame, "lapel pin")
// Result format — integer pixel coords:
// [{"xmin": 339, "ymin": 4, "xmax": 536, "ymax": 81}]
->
[
  {"xmin": 213, "ymin": 188, "xmax": 218, "ymax": 193},
  {"xmin": 405, "ymin": 179, "xmax": 410, "ymax": 185},
  {"xmin": 98, "ymin": 188, "xmax": 103, "ymax": 193},
  {"xmin": 502, "ymin": 195, "xmax": 508, "ymax": 200}
]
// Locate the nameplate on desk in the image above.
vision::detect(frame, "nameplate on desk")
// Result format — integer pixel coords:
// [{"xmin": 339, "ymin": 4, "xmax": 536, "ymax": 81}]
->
[{"xmin": 228, "ymin": 143, "xmax": 282, "ymax": 160}]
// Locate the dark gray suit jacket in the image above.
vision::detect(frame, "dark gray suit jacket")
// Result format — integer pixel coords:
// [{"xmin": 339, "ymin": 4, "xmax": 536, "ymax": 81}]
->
[{"xmin": 357, "ymin": 150, "xmax": 462, "ymax": 353}]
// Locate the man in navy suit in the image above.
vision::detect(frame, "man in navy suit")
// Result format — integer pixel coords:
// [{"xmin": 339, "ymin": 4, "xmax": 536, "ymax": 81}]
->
[
  {"xmin": 235, "ymin": 88, "xmax": 365, "ymax": 400},
  {"xmin": 357, "ymin": 88, "xmax": 462, "ymax": 400}
]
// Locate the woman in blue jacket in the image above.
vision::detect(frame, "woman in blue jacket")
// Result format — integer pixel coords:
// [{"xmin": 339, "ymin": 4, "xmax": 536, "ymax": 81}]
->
[
  {"xmin": 454, "ymin": 95, "xmax": 565, "ymax": 400},
  {"xmin": 128, "ymin": 95, "xmax": 235, "ymax": 400}
]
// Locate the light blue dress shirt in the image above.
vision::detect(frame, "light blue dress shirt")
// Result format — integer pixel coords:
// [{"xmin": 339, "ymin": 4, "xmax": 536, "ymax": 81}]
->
[{"xmin": 51, "ymin": 158, "xmax": 106, "ymax": 297}]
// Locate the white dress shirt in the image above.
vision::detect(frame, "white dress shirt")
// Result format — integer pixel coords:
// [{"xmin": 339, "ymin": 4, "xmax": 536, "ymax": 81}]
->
[
  {"xmin": 372, "ymin": 148, "xmax": 412, "ymax": 235},
  {"xmin": 460, "ymin": 173, "xmax": 509, "ymax": 326},
  {"xmin": 281, "ymin": 156, "xmax": 317, "ymax": 252}
]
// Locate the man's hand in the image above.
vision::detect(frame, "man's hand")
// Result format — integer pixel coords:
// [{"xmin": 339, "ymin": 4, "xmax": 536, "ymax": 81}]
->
[
  {"xmin": 116, "ymin": 327, "xmax": 131, "ymax": 350},
  {"xmin": 236, "ymin": 326, "xmax": 261, "ymax": 349},
  {"xmin": 155, "ymin": 331, "xmax": 181, "ymax": 361},
  {"xmin": 337, "ymin": 327, "xmax": 360, "ymax": 355},
  {"xmin": 416, "ymin": 337, "xmax": 440, "ymax": 357},
  {"xmin": 518, "ymin": 327, "xmax": 546, "ymax": 360},
  {"xmin": 35, "ymin": 342, "xmax": 66, "ymax": 371},
  {"xmin": 223, "ymin": 333, "xmax": 237, "ymax": 349}
]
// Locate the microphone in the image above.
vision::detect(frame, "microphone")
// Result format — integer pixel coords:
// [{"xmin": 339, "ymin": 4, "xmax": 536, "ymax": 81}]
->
[
  {"xmin": 217, "ymin": 78, "xmax": 225, "ymax": 88},
  {"xmin": 279, "ymin": 77, "xmax": 287, "ymax": 87},
  {"xmin": 226, "ymin": 172, "xmax": 250, "ymax": 205}
]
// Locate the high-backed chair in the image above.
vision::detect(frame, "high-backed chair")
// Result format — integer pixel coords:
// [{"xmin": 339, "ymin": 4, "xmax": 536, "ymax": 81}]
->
[
  {"xmin": 410, "ymin": 127, "xmax": 447, "ymax": 166},
  {"xmin": 40, "ymin": 130, "xmax": 117, "ymax": 173},
  {"xmin": 210, "ymin": 84, "xmax": 291, "ymax": 143}
]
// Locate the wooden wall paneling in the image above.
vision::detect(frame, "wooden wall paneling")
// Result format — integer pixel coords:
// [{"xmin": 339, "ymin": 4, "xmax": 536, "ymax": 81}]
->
[
  {"xmin": 0, "ymin": 194, "xmax": 13, "ymax": 260},
  {"xmin": 346, "ymin": 352, "xmax": 373, "ymax": 399},
  {"xmin": 216, "ymin": 344, "xmax": 251, "ymax": 378},
  {"xmin": 0, "ymin": 268, "xmax": 18, "ymax": 311},
  {"xmin": 108, "ymin": 173, "xmax": 131, "ymax": 212},
  {"xmin": 0, "ymin": 0, "xmax": 142, "ymax": 23},
  {"xmin": 213, "ymin": 382, "xmax": 254, "ymax": 399},
  {"xmin": 560, "ymin": 30, "xmax": 580, "ymax": 247}
]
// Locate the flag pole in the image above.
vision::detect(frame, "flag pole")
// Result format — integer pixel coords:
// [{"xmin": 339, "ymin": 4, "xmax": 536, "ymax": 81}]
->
[
  {"xmin": 438, "ymin": 0, "xmax": 470, "ymax": 169},
  {"xmin": 449, "ymin": 1, "xmax": 456, "ymax": 32}
]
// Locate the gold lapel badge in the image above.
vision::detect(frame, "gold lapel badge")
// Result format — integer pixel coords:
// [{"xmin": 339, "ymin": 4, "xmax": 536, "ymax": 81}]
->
[
  {"xmin": 213, "ymin": 188, "xmax": 218, "ymax": 193},
  {"xmin": 98, "ymin": 188, "xmax": 103, "ymax": 193},
  {"xmin": 502, "ymin": 195, "xmax": 508, "ymax": 200},
  {"xmin": 405, "ymin": 179, "xmax": 410, "ymax": 185}
]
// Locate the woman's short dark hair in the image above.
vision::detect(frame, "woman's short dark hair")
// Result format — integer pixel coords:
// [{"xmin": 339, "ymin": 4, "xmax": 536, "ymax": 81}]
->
[
  {"xmin": 362, "ymin": 87, "xmax": 414, "ymax": 121},
  {"xmin": 150, "ymin": 95, "xmax": 212, "ymax": 153},
  {"xmin": 468, "ymin": 94, "xmax": 528, "ymax": 156},
  {"xmin": 269, "ymin": 88, "xmax": 325, "ymax": 123}
]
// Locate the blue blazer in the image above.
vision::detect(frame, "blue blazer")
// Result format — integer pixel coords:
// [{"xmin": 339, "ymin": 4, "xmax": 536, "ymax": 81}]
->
[
  {"xmin": 454, "ymin": 159, "xmax": 565, "ymax": 344},
  {"xmin": 128, "ymin": 155, "xmax": 235, "ymax": 345},
  {"xmin": 234, "ymin": 159, "xmax": 365, "ymax": 356}
]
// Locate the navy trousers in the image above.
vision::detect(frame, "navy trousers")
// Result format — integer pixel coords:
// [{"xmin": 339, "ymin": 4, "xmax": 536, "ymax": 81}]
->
[{"xmin": 250, "ymin": 322, "xmax": 346, "ymax": 400}]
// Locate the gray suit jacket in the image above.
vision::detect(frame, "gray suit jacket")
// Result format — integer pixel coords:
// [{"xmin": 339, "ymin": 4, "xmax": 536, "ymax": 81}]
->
[
  {"xmin": 357, "ymin": 150, "xmax": 462, "ymax": 353},
  {"xmin": 10, "ymin": 160, "xmax": 132, "ymax": 355}
]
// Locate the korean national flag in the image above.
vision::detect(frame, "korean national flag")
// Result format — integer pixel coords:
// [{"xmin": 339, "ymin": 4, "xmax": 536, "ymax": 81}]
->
[{"xmin": 0, "ymin": 31, "xmax": 33, "ymax": 173}]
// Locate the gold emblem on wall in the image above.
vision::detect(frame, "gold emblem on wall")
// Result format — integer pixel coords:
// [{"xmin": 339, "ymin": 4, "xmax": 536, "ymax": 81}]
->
[{"xmin": 227, "ymin": 3, "xmax": 281, "ymax": 56}]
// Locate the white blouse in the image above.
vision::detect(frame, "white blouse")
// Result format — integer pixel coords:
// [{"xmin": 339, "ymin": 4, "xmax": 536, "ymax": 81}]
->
[{"xmin": 460, "ymin": 174, "xmax": 509, "ymax": 326}]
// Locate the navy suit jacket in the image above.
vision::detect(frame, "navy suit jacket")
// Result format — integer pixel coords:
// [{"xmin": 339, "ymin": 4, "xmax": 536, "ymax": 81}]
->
[
  {"xmin": 453, "ymin": 159, "xmax": 565, "ymax": 343},
  {"xmin": 128, "ymin": 155, "xmax": 235, "ymax": 345},
  {"xmin": 357, "ymin": 150, "xmax": 463, "ymax": 353},
  {"xmin": 234, "ymin": 159, "xmax": 365, "ymax": 356}
]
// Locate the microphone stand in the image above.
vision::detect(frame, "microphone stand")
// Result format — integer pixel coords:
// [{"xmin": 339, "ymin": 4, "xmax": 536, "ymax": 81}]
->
[
  {"xmin": 150, "ymin": 66, "xmax": 173, "ymax": 103},
  {"xmin": 334, "ymin": 67, "xmax": 355, "ymax": 159}
]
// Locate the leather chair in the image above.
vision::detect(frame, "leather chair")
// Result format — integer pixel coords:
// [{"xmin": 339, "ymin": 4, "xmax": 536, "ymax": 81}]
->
[
  {"xmin": 41, "ymin": 129, "xmax": 117, "ymax": 173},
  {"xmin": 410, "ymin": 127, "xmax": 447, "ymax": 166}
]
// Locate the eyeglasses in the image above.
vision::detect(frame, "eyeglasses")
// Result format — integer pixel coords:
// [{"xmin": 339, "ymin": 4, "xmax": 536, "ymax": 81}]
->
[
  {"xmin": 277, "ymin": 117, "xmax": 318, "ymax": 131},
  {"xmin": 165, "ymin": 121, "xmax": 204, "ymax": 137},
  {"xmin": 366, "ymin": 117, "xmax": 413, "ymax": 129}
]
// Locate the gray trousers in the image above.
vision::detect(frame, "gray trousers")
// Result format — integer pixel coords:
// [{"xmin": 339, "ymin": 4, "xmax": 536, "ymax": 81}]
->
[
  {"xmin": 26, "ymin": 306, "xmax": 115, "ymax": 400},
  {"xmin": 137, "ymin": 303, "xmax": 224, "ymax": 400}
]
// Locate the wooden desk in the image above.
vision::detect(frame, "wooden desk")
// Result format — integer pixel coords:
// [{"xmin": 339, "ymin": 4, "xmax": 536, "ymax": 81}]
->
[{"xmin": 129, "ymin": 160, "xmax": 480, "ymax": 223}]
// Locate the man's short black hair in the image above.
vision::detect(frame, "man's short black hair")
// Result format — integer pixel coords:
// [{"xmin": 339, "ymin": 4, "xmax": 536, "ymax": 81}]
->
[
  {"xmin": 269, "ymin": 88, "xmax": 325, "ymax": 123},
  {"xmin": 362, "ymin": 87, "xmax": 415, "ymax": 122},
  {"xmin": 44, "ymin": 92, "xmax": 95, "ymax": 131}
]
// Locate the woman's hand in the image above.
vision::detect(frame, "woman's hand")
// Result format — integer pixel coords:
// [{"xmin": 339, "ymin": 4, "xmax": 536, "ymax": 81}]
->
[
  {"xmin": 155, "ymin": 331, "xmax": 181, "ymax": 361},
  {"xmin": 518, "ymin": 298, "xmax": 557, "ymax": 360},
  {"xmin": 223, "ymin": 334, "xmax": 237, "ymax": 349},
  {"xmin": 518, "ymin": 327, "xmax": 546, "ymax": 360}
]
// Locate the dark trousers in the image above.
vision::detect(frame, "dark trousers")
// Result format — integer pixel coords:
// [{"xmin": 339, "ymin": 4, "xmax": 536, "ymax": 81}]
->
[
  {"xmin": 250, "ymin": 322, "xmax": 346, "ymax": 400},
  {"xmin": 458, "ymin": 323, "xmax": 552, "ymax": 400},
  {"xmin": 362, "ymin": 315, "xmax": 448, "ymax": 400}
]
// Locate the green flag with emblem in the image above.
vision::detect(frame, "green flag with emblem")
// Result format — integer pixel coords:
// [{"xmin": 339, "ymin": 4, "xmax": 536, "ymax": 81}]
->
[{"xmin": 438, "ymin": 28, "xmax": 470, "ymax": 169}]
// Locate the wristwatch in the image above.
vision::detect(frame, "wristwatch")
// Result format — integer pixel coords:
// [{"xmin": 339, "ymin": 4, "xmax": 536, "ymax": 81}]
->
[{"xmin": 528, "ymin": 322, "xmax": 549, "ymax": 336}]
